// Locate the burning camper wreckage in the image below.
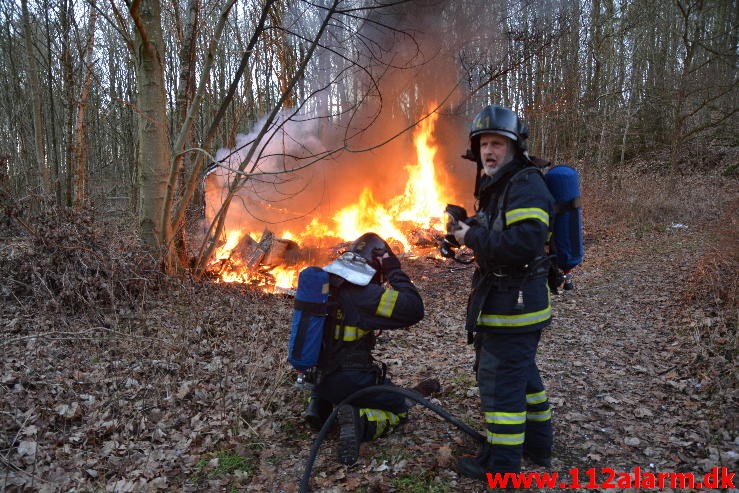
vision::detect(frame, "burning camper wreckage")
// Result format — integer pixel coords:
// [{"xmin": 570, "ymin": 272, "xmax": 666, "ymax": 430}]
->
[
  {"xmin": 193, "ymin": 110, "xmax": 473, "ymax": 293},
  {"xmin": 197, "ymin": 165, "xmax": 445, "ymax": 294}
]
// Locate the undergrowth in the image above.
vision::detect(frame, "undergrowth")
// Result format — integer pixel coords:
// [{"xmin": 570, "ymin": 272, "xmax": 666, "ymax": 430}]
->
[{"xmin": 0, "ymin": 200, "xmax": 166, "ymax": 314}]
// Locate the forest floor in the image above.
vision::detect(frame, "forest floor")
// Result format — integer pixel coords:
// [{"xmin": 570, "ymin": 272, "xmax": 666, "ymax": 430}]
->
[{"xmin": 1, "ymin": 172, "xmax": 737, "ymax": 492}]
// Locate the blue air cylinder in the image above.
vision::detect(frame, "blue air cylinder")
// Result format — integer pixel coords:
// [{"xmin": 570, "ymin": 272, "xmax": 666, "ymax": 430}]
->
[
  {"xmin": 288, "ymin": 267, "xmax": 330, "ymax": 371},
  {"xmin": 544, "ymin": 165, "xmax": 584, "ymax": 271}
]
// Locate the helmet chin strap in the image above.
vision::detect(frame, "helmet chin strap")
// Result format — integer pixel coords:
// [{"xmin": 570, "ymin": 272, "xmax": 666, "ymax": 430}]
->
[
  {"xmin": 474, "ymin": 159, "xmax": 483, "ymax": 199},
  {"xmin": 499, "ymin": 145, "xmax": 516, "ymax": 170}
]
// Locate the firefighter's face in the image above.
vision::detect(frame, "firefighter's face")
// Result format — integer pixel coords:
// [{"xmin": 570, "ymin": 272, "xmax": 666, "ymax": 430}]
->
[{"xmin": 479, "ymin": 133, "xmax": 514, "ymax": 176}]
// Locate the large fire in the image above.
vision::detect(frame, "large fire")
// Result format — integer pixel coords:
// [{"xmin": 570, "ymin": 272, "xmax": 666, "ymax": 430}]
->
[{"xmin": 208, "ymin": 110, "xmax": 454, "ymax": 292}]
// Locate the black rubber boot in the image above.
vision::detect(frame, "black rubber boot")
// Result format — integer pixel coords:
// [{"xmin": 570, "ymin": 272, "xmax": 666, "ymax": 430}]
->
[
  {"xmin": 336, "ymin": 404, "xmax": 364, "ymax": 465},
  {"xmin": 456, "ymin": 446, "xmax": 492, "ymax": 481},
  {"xmin": 303, "ymin": 397, "xmax": 332, "ymax": 431},
  {"xmin": 523, "ymin": 447, "xmax": 552, "ymax": 467}
]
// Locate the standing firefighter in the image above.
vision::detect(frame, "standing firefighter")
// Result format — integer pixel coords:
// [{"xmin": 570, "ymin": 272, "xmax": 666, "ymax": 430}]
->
[
  {"xmin": 302, "ymin": 233, "xmax": 439, "ymax": 465},
  {"xmin": 449, "ymin": 105, "xmax": 555, "ymax": 478}
]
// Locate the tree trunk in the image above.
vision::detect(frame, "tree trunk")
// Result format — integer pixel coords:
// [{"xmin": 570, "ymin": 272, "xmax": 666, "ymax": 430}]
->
[
  {"xmin": 60, "ymin": 0, "xmax": 75, "ymax": 206},
  {"xmin": 43, "ymin": 0, "xmax": 62, "ymax": 205},
  {"xmin": 20, "ymin": 0, "xmax": 49, "ymax": 198},
  {"xmin": 72, "ymin": 1, "xmax": 98, "ymax": 209},
  {"xmin": 132, "ymin": 0, "xmax": 172, "ymax": 254},
  {"xmin": 172, "ymin": 0, "xmax": 200, "ymax": 267},
  {"xmin": 620, "ymin": 95, "xmax": 633, "ymax": 166}
]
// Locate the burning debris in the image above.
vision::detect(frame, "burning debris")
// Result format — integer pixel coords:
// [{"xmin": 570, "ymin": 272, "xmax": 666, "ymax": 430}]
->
[
  {"xmin": 206, "ymin": 226, "xmax": 443, "ymax": 293},
  {"xmin": 208, "ymin": 230, "xmax": 303, "ymax": 291},
  {"xmin": 203, "ymin": 107, "xmax": 459, "ymax": 292}
]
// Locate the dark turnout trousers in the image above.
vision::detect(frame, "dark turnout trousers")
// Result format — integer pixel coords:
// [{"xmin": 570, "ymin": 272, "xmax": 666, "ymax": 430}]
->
[{"xmin": 477, "ymin": 330, "xmax": 553, "ymax": 472}]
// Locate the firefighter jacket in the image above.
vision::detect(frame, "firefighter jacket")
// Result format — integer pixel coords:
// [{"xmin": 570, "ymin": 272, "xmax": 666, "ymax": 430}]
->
[
  {"xmin": 317, "ymin": 255, "xmax": 424, "ymax": 373},
  {"xmin": 463, "ymin": 156, "xmax": 555, "ymax": 335}
]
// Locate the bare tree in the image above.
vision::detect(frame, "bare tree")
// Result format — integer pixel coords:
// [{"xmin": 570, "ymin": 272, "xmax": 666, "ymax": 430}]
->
[
  {"xmin": 20, "ymin": 0, "xmax": 49, "ymax": 198},
  {"xmin": 669, "ymin": 0, "xmax": 738, "ymax": 166},
  {"xmin": 0, "ymin": 0, "xmax": 735, "ymax": 273},
  {"xmin": 130, "ymin": 0, "xmax": 171, "ymax": 251},
  {"xmin": 71, "ymin": 0, "xmax": 97, "ymax": 208}
]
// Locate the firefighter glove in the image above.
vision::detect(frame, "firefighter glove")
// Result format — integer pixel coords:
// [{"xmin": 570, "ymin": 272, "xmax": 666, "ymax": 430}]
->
[{"xmin": 380, "ymin": 249, "xmax": 401, "ymax": 275}]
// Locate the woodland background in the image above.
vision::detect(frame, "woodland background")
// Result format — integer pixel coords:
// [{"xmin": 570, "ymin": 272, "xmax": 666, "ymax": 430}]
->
[
  {"xmin": 0, "ymin": 0, "xmax": 737, "ymax": 491},
  {"xmin": 1, "ymin": 0, "xmax": 736, "ymax": 268}
]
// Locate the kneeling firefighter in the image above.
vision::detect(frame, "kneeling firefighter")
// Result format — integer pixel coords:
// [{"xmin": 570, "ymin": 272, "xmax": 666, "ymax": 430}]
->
[
  {"xmin": 303, "ymin": 232, "xmax": 440, "ymax": 465},
  {"xmin": 448, "ymin": 105, "xmax": 555, "ymax": 478}
]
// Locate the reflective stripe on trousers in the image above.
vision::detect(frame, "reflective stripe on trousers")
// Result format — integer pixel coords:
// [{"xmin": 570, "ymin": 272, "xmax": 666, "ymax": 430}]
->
[{"xmin": 359, "ymin": 408, "xmax": 407, "ymax": 440}]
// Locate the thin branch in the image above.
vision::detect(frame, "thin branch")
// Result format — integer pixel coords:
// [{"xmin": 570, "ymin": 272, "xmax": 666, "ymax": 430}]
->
[
  {"xmin": 128, "ymin": 0, "xmax": 151, "ymax": 57},
  {"xmin": 169, "ymin": 0, "xmax": 278, "ymax": 244},
  {"xmin": 0, "ymin": 326, "xmax": 176, "ymax": 349},
  {"xmin": 162, "ymin": 0, "xmax": 239, "ymax": 246},
  {"xmin": 84, "ymin": 0, "xmax": 132, "ymax": 50},
  {"xmin": 194, "ymin": 0, "xmax": 342, "ymax": 275}
]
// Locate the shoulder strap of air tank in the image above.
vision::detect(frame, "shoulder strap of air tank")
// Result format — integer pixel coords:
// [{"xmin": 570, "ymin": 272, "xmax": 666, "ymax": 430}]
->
[
  {"xmin": 496, "ymin": 165, "xmax": 541, "ymax": 220},
  {"xmin": 316, "ymin": 284, "xmax": 343, "ymax": 376},
  {"xmin": 325, "ymin": 275, "xmax": 343, "ymax": 342}
]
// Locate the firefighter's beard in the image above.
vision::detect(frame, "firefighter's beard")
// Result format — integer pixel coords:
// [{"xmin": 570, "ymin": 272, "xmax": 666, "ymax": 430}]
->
[{"xmin": 483, "ymin": 145, "xmax": 515, "ymax": 177}]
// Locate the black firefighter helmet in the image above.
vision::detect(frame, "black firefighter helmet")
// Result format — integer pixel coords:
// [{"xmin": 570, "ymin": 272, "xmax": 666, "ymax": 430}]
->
[
  {"xmin": 349, "ymin": 232, "xmax": 389, "ymax": 272},
  {"xmin": 469, "ymin": 105, "xmax": 529, "ymax": 163}
]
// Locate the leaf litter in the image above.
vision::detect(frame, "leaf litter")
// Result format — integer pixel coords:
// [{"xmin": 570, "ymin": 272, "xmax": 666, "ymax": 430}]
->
[{"xmin": 1, "ymin": 205, "xmax": 737, "ymax": 492}]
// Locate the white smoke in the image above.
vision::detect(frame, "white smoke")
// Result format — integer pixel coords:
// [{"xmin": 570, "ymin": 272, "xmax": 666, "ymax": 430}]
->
[
  {"xmin": 204, "ymin": 110, "xmax": 331, "ymax": 238},
  {"xmin": 201, "ymin": 0, "xmax": 485, "ymax": 246}
]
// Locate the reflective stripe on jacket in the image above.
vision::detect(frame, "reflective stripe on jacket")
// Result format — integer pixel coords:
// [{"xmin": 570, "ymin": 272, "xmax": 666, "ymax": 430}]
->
[{"xmin": 332, "ymin": 265, "xmax": 424, "ymax": 340}]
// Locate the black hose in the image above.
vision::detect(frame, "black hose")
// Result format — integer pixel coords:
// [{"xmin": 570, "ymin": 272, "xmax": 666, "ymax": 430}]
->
[{"xmin": 299, "ymin": 385, "xmax": 486, "ymax": 493}]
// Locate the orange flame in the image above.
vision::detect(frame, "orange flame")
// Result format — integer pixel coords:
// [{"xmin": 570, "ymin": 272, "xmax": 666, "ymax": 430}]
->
[
  {"xmin": 210, "ymin": 107, "xmax": 452, "ymax": 291},
  {"xmin": 389, "ymin": 112, "xmax": 445, "ymax": 230},
  {"xmin": 270, "ymin": 265, "xmax": 299, "ymax": 290},
  {"xmin": 215, "ymin": 229, "xmax": 243, "ymax": 260}
]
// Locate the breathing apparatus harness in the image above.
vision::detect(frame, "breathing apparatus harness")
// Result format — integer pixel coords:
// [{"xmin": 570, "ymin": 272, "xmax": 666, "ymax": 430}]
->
[{"xmin": 439, "ymin": 157, "xmax": 558, "ymax": 344}]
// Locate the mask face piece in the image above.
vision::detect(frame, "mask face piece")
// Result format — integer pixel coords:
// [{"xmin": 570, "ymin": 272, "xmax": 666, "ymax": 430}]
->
[{"xmin": 323, "ymin": 252, "xmax": 377, "ymax": 286}]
